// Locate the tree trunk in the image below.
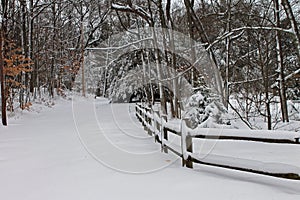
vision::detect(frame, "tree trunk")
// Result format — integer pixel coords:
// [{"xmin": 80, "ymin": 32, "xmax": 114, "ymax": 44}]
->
[
  {"xmin": 0, "ymin": 30, "xmax": 7, "ymax": 126},
  {"xmin": 183, "ymin": 0, "xmax": 225, "ymax": 104},
  {"xmin": 80, "ymin": 20, "xmax": 86, "ymax": 97},
  {"xmin": 29, "ymin": 0, "xmax": 35, "ymax": 94},
  {"xmin": 186, "ymin": 0, "xmax": 196, "ymax": 88},
  {"xmin": 281, "ymin": 0, "xmax": 300, "ymax": 63},
  {"xmin": 157, "ymin": 0, "xmax": 171, "ymax": 118},
  {"xmin": 1, "ymin": 0, "xmax": 8, "ymax": 126},
  {"xmin": 49, "ymin": 2, "xmax": 56, "ymax": 98},
  {"xmin": 148, "ymin": 0, "xmax": 167, "ymax": 119},
  {"xmin": 224, "ymin": 0, "xmax": 232, "ymax": 109},
  {"xmin": 274, "ymin": 0, "xmax": 289, "ymax": 122},
  {"xmin": 20, "ymin": 0, "xmax": 28, "ymax": 108}
]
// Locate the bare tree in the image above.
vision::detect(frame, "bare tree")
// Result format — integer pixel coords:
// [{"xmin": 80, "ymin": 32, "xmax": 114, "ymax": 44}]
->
[
  {"xmin": 0, "ymin": 0, "xmax": 8, "ymax": 126},
  {"xmin": 274, "ymin": 0, "xmax": 289, "ymax": 122},
  {"xmin": 281, "ymin": 0, "xmax": 300, "ymax": 62}
]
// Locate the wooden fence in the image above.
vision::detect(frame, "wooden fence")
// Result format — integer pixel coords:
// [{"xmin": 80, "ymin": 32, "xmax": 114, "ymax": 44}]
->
[{"xmin": 135, "ymin": 103, "xmax": 300, "ymax": 180}]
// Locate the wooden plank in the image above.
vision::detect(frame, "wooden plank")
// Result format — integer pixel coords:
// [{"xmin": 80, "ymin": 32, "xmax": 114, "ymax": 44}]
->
[
  {"xmin": 193, "ymin": 135, "xmax": 299, "ymax": 144},
  {"xmin": 186, "ymin": 135, "xmax": 193, "ymax": 168},
  {"xmin": 165, "ymin": 145, "xmax": 182, "ymax": 157},
  {"xmin": 190, "ymin": 157, "xmax": 300, "ymax": 180},
  {"xmin": 163, "ymin": 127, "xmax": 168, "ymax": 153},
  {"xmin": 164, "ymin": 127, "xmax": 181, "ymax": 136}
]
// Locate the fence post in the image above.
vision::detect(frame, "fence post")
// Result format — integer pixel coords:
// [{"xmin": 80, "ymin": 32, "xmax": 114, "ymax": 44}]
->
[
  {"xmin": 182, "ymin": 118, "xmax": 193, "ymax": 168},
  {"xmin": 147, "ymin": 108, "xmax": 152, "ymax": 136},
  {"xmin": 154, "ymin": 110, "xmax": 160, "ymax": 143},
  {"xmin": 163, "ymin": 127, "xmax": 168, "ymax": 153},
  {"xmin": 141, "ymin": 104, "xmax": 145, "ymax": 127},
  {"xmin": 152, "ymin": 109, "xmax": 156, "ymax": 141},
  {"xmin": 144, "ymin": 107, "xmax": 148, "ymax": 131},
  {"xmin": 136, "ymin": 104, "xmax": 141, "ymax": 122},
  {"xmin": 160, "ymin": 114, "xmax": 168, "ymax": 153},
  {"xmin": 186, "ymin": 134, "xmax": 193, "ymax": 168}
]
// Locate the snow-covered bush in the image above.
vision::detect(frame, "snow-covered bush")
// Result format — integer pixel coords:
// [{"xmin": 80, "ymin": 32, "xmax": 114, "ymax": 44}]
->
[
  {"xmin": 184, "ymin": 92, "xmax": 208, "ymax": 128},
  {"xmin": 288, "ymin": 100, "xmax": 300, "ymax": 121},
  {"xmin": 184, "ymin": 92, "xmax": 232, "ymax": 129}
]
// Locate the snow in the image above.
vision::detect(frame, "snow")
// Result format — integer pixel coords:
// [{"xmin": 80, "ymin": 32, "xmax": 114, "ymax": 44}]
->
[
  {"xmin": 192, "ymin": 152, "xmax": 300, "ymax": 175},
  {"xmin": 111, "ymin": 3, "xmax": 131, "ymax": 11},
  {"xmin": 187, "ymin": 127, "xmax": 300, "ymax": 142},
  {"xmin": 165, "ymin": 118, "xmax": 181, "ymax": 133},
  {"xmin": 155, "ymin": 116, "xmax": 300, "ymax": 175},
  {"xmin": 191, "ymin": 139, "xmax": 300, "ymax": 174},
  {"xmin": 1, "ymin": 96, "xmax": 300, "ymax": 199}
]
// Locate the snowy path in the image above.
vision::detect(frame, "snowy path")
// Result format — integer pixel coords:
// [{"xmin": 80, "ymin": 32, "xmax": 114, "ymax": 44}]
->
[{"xmin": 0, "ymin": 97, "xmax": 300, "ymax": 200}]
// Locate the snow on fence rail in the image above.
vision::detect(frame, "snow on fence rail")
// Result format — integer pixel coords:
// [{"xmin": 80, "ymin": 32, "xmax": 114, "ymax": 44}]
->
[{"xmin": 135, "ymin": 103, "xmax": 300, "ymax": 180}]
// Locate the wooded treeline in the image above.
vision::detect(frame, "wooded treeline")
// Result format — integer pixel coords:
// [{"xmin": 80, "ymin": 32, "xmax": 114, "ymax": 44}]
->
[{"xmin": 0, "ymin": 0, "xmax": 299, "ymax": 128}]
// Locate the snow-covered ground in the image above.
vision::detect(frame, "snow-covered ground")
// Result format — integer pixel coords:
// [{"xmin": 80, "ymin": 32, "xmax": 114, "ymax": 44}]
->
[{"xmin": 1, "ymin": 96, "xmax": 300, "ymax": 200}]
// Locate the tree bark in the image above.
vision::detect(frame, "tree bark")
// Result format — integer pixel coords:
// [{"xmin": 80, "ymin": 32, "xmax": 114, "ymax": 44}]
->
[
  {"xmin": 274, "ymin": 0, "xmax": 289, "ymax": 122},
  {"xmin": 281, "ymin": 0, "xmax": 300, "ymax": 63},
  {"xmin": 80, "ymin": 20, "xmax": 86, "ymax": 97},
  {"xmin": 166, "ymin": 0, "xmax": 179, "ymax": 118},
  {"xmin": 29, "ymin": 0, "xmax": 36, "ymax": 94},
  {"xmin": 224, "ymin": 0, "xmax": 232, "ymax": 109},
  {"xmin": 1, "ymin": 0, "xmax": 8, "ymax": 126},
  {"xmin": 148, "ymin": 0, "xmax": 167, "ymax": 119},
  {"xmin": 0, "ymin": 30, "xmax": 7, "ymax": 126}
]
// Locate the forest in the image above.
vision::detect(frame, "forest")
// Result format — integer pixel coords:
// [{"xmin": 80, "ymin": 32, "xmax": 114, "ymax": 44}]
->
[{"xmin": 0, "ymin": 0, "xmax": 300, "ymax": 130}]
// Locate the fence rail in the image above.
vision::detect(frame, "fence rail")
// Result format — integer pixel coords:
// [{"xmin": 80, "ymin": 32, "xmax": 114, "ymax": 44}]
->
[{"xmin": 135, "ymin": 103, "xmax": 300, "ymax": 180}]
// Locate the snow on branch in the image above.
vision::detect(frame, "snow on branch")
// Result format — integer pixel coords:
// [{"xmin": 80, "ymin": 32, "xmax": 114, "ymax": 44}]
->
[
  {"xmin": 85, "ymin": 37, "xmax": 153, "ymax": 51},
  {"xmin": 285, "ymin": 68, "xmax": 300, "ymax": 81},
  {"xmin": 271, "ymin": 68, "xmax": 300, "ymax": 88},
  {"xmin": 229, "ymin": 74, "xmax": 277, "ymax": 86},
  {"xmin": 206, "ymin": 26, "xmax": 294, "ymax": 50},
  {"xmin": 111, "ymin": 3, "xmax": 151, "ymax": 25}
]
